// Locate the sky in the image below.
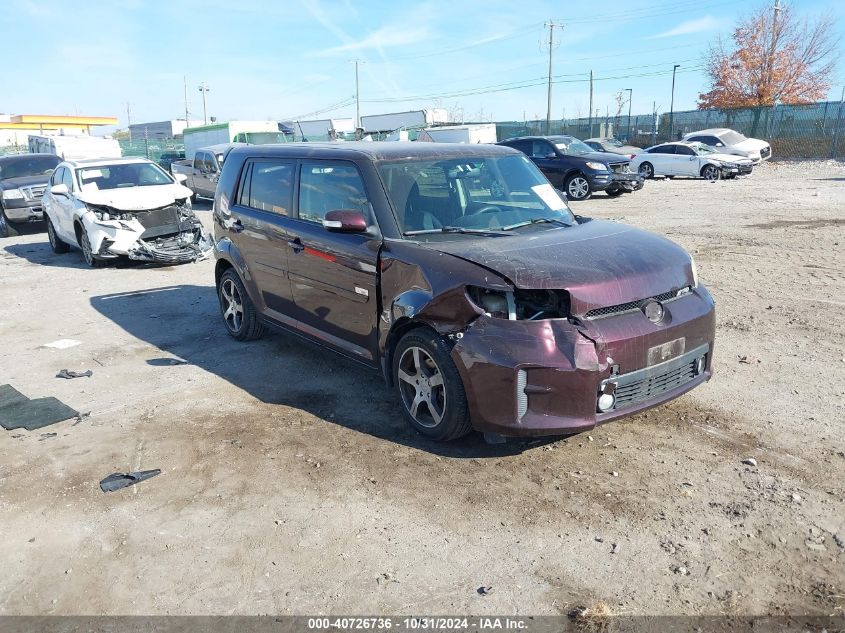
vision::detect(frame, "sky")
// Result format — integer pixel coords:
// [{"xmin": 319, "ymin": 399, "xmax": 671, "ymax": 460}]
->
[{"xmin": 4, "ymin": 0, "xmax": 844, "ymax": 133}]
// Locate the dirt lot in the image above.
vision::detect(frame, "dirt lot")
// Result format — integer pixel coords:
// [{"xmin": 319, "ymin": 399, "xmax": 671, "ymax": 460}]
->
[{"xmin": 0, "ymin": 161, "xmax": 843, "ymax": 617}]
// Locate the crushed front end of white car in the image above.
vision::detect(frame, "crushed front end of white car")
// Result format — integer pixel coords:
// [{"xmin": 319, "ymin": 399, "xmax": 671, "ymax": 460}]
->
[{"xmin": 81, "ymin": 199, "xmax": 212, "ymax": 264}]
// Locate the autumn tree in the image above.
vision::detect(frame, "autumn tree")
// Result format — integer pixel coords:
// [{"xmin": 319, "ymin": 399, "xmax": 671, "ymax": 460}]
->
[{"xmin": 698, "ymin": 4, "xmax": 838, "ymax": 108}]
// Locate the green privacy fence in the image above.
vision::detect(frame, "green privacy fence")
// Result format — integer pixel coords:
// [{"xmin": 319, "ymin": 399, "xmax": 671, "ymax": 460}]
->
[
  {"xmin": 494, "ymin": 99, "xmax": 845, "ymax": 158},
  {"xmin": 118, "ymin": 139, "xmax": 185, "ymax": 164}
]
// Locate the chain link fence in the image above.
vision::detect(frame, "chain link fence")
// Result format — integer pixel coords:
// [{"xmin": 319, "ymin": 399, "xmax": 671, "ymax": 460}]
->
[{"xmin": 494, "ymin": 99, "xmax": 845, "ymax": 158}]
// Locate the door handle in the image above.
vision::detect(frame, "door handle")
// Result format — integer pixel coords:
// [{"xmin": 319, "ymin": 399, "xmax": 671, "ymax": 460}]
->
[
  {"xmin": 229, "ymin": 219, "xmax": 244, "ymax": 233},
  {"xmin": 288, "ymin": 237, "xmax": 304, "ymax": 253}
]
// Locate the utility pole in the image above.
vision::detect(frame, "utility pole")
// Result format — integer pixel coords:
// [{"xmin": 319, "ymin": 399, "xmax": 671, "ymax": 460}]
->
[
  {"xmin": 350, "ymin": 59, "xmax": 365, "ymax": 132},
  {"xmin": 831, "ymin": 85, "xmax": 844, "ymax": 155},
  {"xmin": 588, "ymin": 70, "xmax": 594, "ymax": 138},
  {"xmin": 183, "ymin": 76, "xmax": 190, "ymax": 126},
  {"xmin": 625, "ymin": 88, "xmax": 633, "ymax": 141},
  {"xmin": 652, "ymin": 100, "xmax": 657, "ymax": 145},
  {"xmin": 544, "ymin": 20, "xmax": 560, "ymax": 135},
  {"xmin": 126, "ymin": 102, "xmax": 132, "ymax": 142},
  {"xmin": 198, "ymin": 82, "xmax": 210, "ymax": 125},
  {"xmin": 669, "ymin": 64, "xmax": 680, "ymax": 140}
]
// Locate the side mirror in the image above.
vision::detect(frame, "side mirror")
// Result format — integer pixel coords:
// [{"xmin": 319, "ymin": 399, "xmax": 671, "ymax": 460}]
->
[
  {"xmin": 174, "ymin": 173, "xmax": 188, "ymax": 184},
  {"xmin": 51, "ymin": 183, "xmax": 69, "ymax": 196},
  {"xmin": 544, "ymin": 152, "xmax": 556, "ymax": 159},
  {"xmin": 322, "ymin": 209, "xmax": 368, "ymax": 233},
  {"xmin": 716, "ymin": 143, "xmax": 724, "ymax": 147}
]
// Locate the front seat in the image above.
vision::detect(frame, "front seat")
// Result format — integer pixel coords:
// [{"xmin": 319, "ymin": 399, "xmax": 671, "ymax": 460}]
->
[{"xmin": 387, "ymin": 174, "xmax": 442, "ymax": 232}]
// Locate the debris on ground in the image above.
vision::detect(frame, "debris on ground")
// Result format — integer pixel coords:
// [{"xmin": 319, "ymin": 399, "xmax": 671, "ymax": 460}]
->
[
  {"xmin": 100, "ymin": 469, "xmax": 161, "ymax": 493},
  {"xmin": 42, "ymin": 339, "xmax": 82, "ymax": 350},
  {"xmin": 477, "ymin": 585, "xmax": 494, "ymax": 595},
  {"xmin": 567, "ymin": 601, "xmax": 613, "ymax": 631},
  {"xmin": 742, "ymin": 458, "xmax": 758, "ymax": 467},
  {"xmin": 56, "ymin": 369, "xmax": 93, "ymax": 379},
  {"xmin": 0, "ymin": 384, "xmax": 78, "ymax": 431},
  {"xmin": 38, "ymin": 432, "xmax": 57, "ymax": 440}
]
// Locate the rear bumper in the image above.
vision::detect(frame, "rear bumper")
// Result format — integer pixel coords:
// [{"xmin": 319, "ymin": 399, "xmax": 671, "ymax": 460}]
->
[{"xmin": 451, "ymin": 286, "xmax": 716, "ymax": 437}]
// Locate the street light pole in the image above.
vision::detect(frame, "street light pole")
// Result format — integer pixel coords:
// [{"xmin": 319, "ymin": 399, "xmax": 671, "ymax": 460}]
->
[
  {"xmin": 625, "ymin": 88, "xmax": 632, "ymax": 141},
  {"xmin": 544, "ymin": 20, "xmax": 560, "ymax": 135},
  {"xmin": 198, "ymin": 82, "xmax": 210, "ymax": 125},
  {"xmin": 669, "ymin": 64, "xmax": 680, "ymax": 140}
]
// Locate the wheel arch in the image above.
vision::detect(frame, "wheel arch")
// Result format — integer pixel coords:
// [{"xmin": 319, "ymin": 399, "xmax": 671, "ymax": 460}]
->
[{"xmin": 383, "ymin": 318, "xmax": 441, "ymax": 387}]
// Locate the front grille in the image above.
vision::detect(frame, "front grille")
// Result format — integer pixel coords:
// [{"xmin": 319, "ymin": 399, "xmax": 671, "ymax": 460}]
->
[
  {"xmin": 613, "ymin": 356, "xmax": 700, "ymax": 410},
  {"xmin": 135, "ymin": 205, "xmax": 186, "ymax": 239},
  {"xmin": 23, "ymin": 185, "xmax": 46, "ymax": 201},
  {"xmin": 609, "ymin": 162, "xmax": 630, "ymax": 174},
  {"xmin": 585, "ymin": 289, "xmax": 682, "ymax": 319},
  {"xmin": 760, "ymin": 146, "xmax": 771, "ymax": 158}
]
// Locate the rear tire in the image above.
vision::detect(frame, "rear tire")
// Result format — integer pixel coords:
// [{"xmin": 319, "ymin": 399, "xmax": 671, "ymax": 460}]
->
[
  {"xmin": 393, "ymin": 328, "xmax": 471, "ymax": 441},
  {"xmin": 47, "ymin": 216, "xmax": 70, "ymax": 253},
  {"xmin": 218, "ymin": 268, "xmax": 265, "ymax": 341},
  {"xmin": 638, "ymin": 162, "xmax": 654, "ymax": 179},
  {"xmin": 0, "ymin": 207, "xmax": 19, "ymax": 238}
]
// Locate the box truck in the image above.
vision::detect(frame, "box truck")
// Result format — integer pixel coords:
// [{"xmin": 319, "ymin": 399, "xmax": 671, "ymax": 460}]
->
[
  {"xmin": 182, "ymin": 121, "xmax": 285, "ymax": 159},
  {"xmin": 28, "ymin": 134, "xmax": 122, "ymax": 160},
  {"xmin": 418, "ymin": 123, "xmax": 498, "ymax": 144},
  {"xmin": 360, "ymin": 109, "xmax": 448, "ymax": 134}
]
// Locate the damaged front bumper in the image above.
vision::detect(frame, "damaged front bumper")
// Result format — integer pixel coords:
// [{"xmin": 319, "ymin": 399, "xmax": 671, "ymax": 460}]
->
[
  {"xmin": 449, "ymin": 286, "xmax": 715, "ymax": 437},
  {"xmin": 84, "ymin": 203, "xmax": 213, "ymax": 264}
]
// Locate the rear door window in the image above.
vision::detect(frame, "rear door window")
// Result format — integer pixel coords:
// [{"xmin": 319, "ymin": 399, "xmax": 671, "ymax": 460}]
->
[
  {"xmin": 297, "ymin": 161, "xmax": 370, "ymax": 225},
  {"xmin": 237, "ymin": 159, "xmax": 294, "ymax": 215},
  {"xmin": 648, "ymin": 145, "xmax": 675, "ymax": 154},
  {"xmin": 675, "ymin": 145, "xmax": 696, "ymax": 156}
]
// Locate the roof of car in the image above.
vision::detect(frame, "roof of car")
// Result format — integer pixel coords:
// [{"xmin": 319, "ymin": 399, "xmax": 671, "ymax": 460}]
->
[
  {"xmin": 62, "ymin": 156, "xmax": 153, "ymax": 168},
  {"xmin": 684, "ymin": 128, "xmax": 731, "ymax": 136},
  {"xmin": 226, "ymin": 141, "xmax": 518, "ymax": 161},
  {"xmin": 0, "ymin": 152, "xmax": 60, "ymax": 164},
  {"xmin": 584, "ymin": 138, "xmax": 613, "ymax": 143},
  {"xmin": 499, "ymin": 135, "xmax": 576, "ymax": 143}
]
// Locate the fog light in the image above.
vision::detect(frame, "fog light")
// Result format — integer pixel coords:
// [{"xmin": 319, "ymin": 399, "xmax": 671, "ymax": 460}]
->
[
  {"xmin": 695, "ymin": 356, "xmax": 706, "ymax": 375},
  {"xmin": 643, "ymin": 300, "xmax": 664, "ymax": 323},
  {"xmin": 597, "ymin": 392, "xmax": 616, "ymax": 413}
]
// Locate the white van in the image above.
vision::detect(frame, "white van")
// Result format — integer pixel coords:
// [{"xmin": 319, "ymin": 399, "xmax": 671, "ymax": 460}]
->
[{"xmin": 28, "ymin": 134, "xmax": 122, "ymax": 161}]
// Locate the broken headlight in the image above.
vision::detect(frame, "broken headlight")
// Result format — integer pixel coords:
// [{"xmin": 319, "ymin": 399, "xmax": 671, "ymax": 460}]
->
[
  {"xmin": 86, "ymin": 203, "xmax": 135, "ymax": 222},
  {"xmin": 467, "ymin": 286, "xmax": 570, "ymax": 320},
  {"xmin": 689, "ymin": 255, "xmax": 699, "ymax": 288}
]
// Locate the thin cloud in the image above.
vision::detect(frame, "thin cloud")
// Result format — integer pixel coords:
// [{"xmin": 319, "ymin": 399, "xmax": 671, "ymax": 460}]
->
[
  {"xmin": 313, "ymin": 25, "xmax": 432, "ymax": 57},
  {"xmin": 649, "ymin": 16, "xmax": 719, "ymax": 39}
]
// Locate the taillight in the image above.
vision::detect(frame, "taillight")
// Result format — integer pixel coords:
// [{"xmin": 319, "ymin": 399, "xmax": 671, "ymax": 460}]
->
[{"xmin": 630, "ymin": 154, "xmax": 637, "ymax": 159}]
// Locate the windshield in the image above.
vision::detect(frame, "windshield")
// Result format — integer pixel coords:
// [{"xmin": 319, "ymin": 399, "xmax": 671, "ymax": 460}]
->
[
  {"xmin": 691, "ymin": 143, "xmax": 717, "ymax": 155},
  {"xmin": 0, "ymin": 155, "xmax": 60, "ymax": 180},
  {"xmin": 77, "ymin": 162, "xmax": 173, "ymax": 191},
  {"xmin": 603, "ymin": 138, "xmax": 624, "ymax": 148},
  {"xmin": 378, "ymin": 154, "xmax": 574, "ymax": 237},
  {"xmin": 719, "ymin": 130, "xmax": 747, "ymax": 145},
  {"xmin": 553, "ymin": 137, "xmax": 594, "ymax": 155}
]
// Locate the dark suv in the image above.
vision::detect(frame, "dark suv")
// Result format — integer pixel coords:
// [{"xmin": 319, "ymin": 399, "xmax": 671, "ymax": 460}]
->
[
  {"xmin": 213, "ymin": 143, "xmax": 714, "ymax": 441},
  {"xmin": 0, "ymin": 153, "xmax": 61, "ymax": 237},
  {"xmin": 497, "ymin": 135, "xmax": 643, "ymax": 201}
]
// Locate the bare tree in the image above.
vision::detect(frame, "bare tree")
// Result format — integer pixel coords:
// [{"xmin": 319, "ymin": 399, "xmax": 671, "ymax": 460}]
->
[{"xmin": 699, "ymin": 3, "xmax": 838, "ymax": 108}]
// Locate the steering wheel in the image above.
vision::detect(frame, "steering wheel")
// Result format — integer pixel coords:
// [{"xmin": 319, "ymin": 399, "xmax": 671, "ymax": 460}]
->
[{"xmin": 470, "ymin": 204, "xmax": 504, "ymax": 215}]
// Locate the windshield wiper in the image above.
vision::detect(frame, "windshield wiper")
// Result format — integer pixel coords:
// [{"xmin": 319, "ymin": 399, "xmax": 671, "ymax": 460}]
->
[
  {"xmin": 403, "ymin": 226, "xmax": 512, "ymax": 237},
  {"xmin": 501, "ymin": 217, "xmax": 573, "ymax": 231}
]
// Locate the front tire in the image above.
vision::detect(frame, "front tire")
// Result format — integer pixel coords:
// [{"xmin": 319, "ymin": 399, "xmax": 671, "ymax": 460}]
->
[
  {"xmin": 77, "ymin": 224, "xmax": 100, "ymax": 267},
  {"xmin": 393, "ymin": 328, "xmax": 471, "ymax": 441},
  {"xmin": 47, "ymin": 216, "xmax": 70, "ymax": 253},
  {"xmin": 563, "ymin": 174, "xmax": 592, "ymax": 201},
  {"xmin": 701, "ymin": 164, "xmax": 720, "ymax": 182},
  {"xmin": 0, "ymin": 207, "xmax": 19, "ymax": 238},
  {"xmin": 605, "ymin": 186, "xmax": 624, "ymax": 198},
  {"xmin": 218, "ymin": 268, "xmax": 265, "ymax": 341},
  {"xmin": 638, "ymin": 162, "xmax": 654, "ymax": 179}
]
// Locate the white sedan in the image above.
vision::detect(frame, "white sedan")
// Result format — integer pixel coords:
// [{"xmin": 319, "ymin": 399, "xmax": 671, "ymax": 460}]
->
[
  {"xmin": 630, "ymin": 142, "xmax": 754, "ymax": 181},
  {"xmin": 683, "ymin": 128, "xmax": 771, "ymax": 163},
  {"xmin": 42, "ymin": 157, "xmax": 212, "ymax": 266}
]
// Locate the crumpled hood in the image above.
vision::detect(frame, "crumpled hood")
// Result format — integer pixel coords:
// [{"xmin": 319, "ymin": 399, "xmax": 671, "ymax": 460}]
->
[
  {"xmin": 707, "ymin": 152, "xmax": 754, "ymax": 164},
  {"xmin": 77, "ymin": 183, "xmax": 193, "ymax": 211},
  {"xmin": 733, "ymin": 137, "xmax": 769, "ymax": 152},
  {"xmin": 424, "ymin": 219, "xmax": 694, "ymax": 315}
]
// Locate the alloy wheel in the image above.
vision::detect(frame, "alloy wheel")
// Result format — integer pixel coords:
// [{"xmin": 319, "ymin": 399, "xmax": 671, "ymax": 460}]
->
[
  {"xmin": 220, "ymin": 278, "xmax": 244, "ymax": 333},
  {"xmin": 703, "ymin": 165, "xmax": 719, "ymax": 182},
  {"xmin": 80, "ymin": 228, "xmax": 95, "ymax": 265},
  {"xmin": 397, "ymin": 346, "xmax": 446, "ymax": 428},
  {"xmin": 639, "ymin": 163, "xmax": 654, "ymax": 179},
  {"xmin": 567, "ymin": 177, "xmax": 589, "ymax": 200},
  {"xmin": 47, "ymin": 219, "xmax": 57, "ymax": 248},
  {"xmin": 0, "ymin": 210, "xmax": 8, "ymax": 238}
]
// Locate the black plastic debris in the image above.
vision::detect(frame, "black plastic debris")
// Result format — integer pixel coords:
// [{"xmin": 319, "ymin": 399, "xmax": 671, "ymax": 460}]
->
[
  {"xmin": 100, "ymin": 469, "xmax": 161, "ymax": 493},
  {"xmin": 57, "ymin": 369, "xmax": 93, "ymax": 379},
  {"xmin": 0, "ymin": 384, "xmax": 78, "ymax": 431}
]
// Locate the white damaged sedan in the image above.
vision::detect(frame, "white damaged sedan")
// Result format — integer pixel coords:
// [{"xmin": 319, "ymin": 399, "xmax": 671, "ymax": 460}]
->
[{"xmin": 42, "ymin": 157, "xmax": 212, "ymax": 266}]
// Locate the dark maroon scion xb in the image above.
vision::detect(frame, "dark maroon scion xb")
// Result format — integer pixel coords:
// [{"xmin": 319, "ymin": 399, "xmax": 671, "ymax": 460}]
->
[{"xmin": 213, "ymin": 142, "xmax": 715, "ymax": 441}]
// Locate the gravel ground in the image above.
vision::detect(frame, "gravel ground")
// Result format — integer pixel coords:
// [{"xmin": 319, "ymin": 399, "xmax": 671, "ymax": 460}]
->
[{"xmin": 0, "ymin": 161, "xmax": 842, "ymax": 616}]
